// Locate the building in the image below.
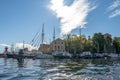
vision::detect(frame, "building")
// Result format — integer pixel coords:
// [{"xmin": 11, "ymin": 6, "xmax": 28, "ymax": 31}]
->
[
  {"xmin": 39, "ymin": 44, "xmax": 50, "ymax": 53},
  {"xmin": 104, "ymin": 33, "xmax": 112, "ymax": 38},
  {"xmin": 50, "ymin": 38, "xmax": 65, "ymax": 51}
]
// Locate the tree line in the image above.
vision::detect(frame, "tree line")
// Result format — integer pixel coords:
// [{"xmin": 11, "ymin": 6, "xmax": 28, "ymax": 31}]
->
[{"xmin": 64, "ymin": 32, "xmax": 120, "ymax": 54}]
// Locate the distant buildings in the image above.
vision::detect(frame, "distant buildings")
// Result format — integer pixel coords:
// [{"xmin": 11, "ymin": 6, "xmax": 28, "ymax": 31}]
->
[
  {"xmin": 39, "ymin": 44, "xmax": 50, "ymax": 53},
  {"xmin": 39, "ymin": 38, "xmax": 65, "ymax": 53}
]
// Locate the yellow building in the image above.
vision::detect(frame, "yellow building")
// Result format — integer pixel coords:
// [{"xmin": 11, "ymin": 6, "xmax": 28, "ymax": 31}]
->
[
  {"xmin": 39, "ymin": 44, "xmax": 50, "ymax": 53},
  {"xmin": 50, "ymin": 38, "xmax": 65, "ymax": 51}
]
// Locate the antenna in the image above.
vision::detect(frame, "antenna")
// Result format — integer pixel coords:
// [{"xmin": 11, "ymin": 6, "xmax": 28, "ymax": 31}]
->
[{"xmin": 53, "ymin": 27, "xmax": 55, "ymax": 41}]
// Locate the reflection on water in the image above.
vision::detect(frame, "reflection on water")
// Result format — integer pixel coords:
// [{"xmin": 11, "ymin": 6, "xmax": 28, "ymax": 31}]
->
[
  {"xmin": 0, "ymin": 58, "xmax": 120, "ymax": 80},
  {"xmin": 17, "ymin": 58, "xmax": 24, "ymax": 67}
]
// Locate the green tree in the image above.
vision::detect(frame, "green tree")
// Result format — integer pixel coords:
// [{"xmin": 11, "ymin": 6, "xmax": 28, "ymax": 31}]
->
[
  {"xmin": 104, "ymin": 34, "xmax": 112, "ymax": 53},
  {"xmin": 64, "ymin": 34, "xmax": 71, "ymax": 53},
  {"xmin": 113, "ymin": 37, "xmax": 120, "ymax": 54},
  {"xmin": 83, "ymin": 37, "xmax": 92, "ymax": 52},
  {"xmin": 64, "ymin": 34, "xmax": 92, "ymax": 54},
  {"xmin": 64, "ymin": 32, "xmax": 120, "ymax": 54},
  {"xmin": 92, "ymin": 33, "xmax": 105, "ymax": 53}
]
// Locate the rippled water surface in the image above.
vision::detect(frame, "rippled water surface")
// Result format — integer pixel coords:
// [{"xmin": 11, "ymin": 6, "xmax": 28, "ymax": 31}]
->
[{"xmin": 0, "ymin": 58, "xmax": 120, "ymax": 80}]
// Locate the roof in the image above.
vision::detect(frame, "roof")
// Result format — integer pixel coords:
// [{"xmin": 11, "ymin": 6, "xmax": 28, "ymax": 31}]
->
[{"xmin": 51, "ymin": 38, "xmax": 64, "ymax": 43}]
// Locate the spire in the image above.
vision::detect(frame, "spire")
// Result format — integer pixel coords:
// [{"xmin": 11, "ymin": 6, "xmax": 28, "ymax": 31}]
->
[
  {"xmin": 53, "ymin": 27, "xmax": 55, "ymax": 41},
  {"xmin": 41, "ymin": 24, "xmax": 44, "ymax": 44}
]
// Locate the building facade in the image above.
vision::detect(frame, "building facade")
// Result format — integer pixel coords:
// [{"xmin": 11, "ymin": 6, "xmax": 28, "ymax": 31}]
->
[
  {"xmin": 39, "ymin": 44, "xmax": 50, "ymax": 53},
  {"xmin": 50, "ymin": 38, "xmax": 65, "ymax": 51}
]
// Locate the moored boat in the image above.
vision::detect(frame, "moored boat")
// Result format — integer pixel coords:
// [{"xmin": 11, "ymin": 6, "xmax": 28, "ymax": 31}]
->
[{"xmin": 52, "ymin": 51, "xmax": 71, "ymax": 59}]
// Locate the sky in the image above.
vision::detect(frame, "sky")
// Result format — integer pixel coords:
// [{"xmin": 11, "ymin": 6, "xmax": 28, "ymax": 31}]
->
[{"xmin": 0, "ymin": 0, "xmax": 120, "ymax": 52}]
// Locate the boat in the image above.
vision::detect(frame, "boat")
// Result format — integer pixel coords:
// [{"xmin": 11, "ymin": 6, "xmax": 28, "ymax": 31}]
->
[
  {"xmin": 52, "ymin": 51, "xmax": 71, "ymax": 58},
  {"xmin": 79, "ymin": 51, "xmax": 92, "ymax": 59},
  {"xmin": 31, "ymin": 51, "xmax": 53, "ymax": 59},
  {"xmin": 0, "ymin": 49, "xmax": 36, "ymax": 59}
]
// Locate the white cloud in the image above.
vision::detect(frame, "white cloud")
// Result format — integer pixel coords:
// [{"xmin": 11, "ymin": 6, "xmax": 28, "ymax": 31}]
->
[
  {"xmin": 108, "ymin": 0, "xmax": 120, "ymax": 18},
  {"xmin": 0, "ymin": 43, "xmax": 38, "ymax": 52},
  {"xmin": 15, "ymin": 43, "xmax": 38, "ymax": 51},
  {"xmin": 0, "ymin": 43, "xmax": 11, "ymax": 47},
  {"xmin": 108, "ymin": 0, "xmax": 120, "ymax": 11},
  {"xmin": 109, "ymin": 9, "xmax": 120, "ymax": 18},
  {"xmin": 50, "ymin": 0, "xmax": 96, "ymax": 35}
]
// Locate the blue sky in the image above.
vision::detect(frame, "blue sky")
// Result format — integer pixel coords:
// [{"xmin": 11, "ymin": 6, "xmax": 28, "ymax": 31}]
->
[{"xmin": 0, "ymin": 0, "xmax": 120, "ymax": 51}]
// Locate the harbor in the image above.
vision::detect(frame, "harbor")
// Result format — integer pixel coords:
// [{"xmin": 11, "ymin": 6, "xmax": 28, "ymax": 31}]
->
[
  {"xmin": 0, "ymin": 25, "xmax": 120, "ymax": 60},
  {"xmin": 0, "ymin": 0, "xmax": 120, "ymax": 80}
]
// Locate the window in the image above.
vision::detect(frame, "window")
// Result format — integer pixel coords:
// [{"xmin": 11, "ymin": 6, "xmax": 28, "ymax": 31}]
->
[
  {"xmin": 55, "ymin": 46, "xmax": 56, "ymax": 50},
  {"xmin": 58, "ymin": 46, "xmax": 60, "ymax": 50},
  {"xmin": 61, "ymin": 46, "xmax": 63, "ymax": 49}
]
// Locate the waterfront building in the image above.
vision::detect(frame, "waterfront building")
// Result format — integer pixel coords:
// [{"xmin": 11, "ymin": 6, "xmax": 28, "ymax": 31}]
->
[
  {"xmin": 35, "ymin": 25, "xmax": 65, "ymax": 53},
  {"xmin": 39, "ymin": 44, "xmax": 50, "ymax": 53},
  {"xmin": 50, "ymin": 38, "xmax": 65, "ymax": 52}
]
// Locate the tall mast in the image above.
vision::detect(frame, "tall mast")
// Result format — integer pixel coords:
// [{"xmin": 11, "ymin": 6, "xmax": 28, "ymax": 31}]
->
[
  {"xmin": 79, "ymin": 27, "xmax": 82, "ymax": 53},
  {"xmin": 41, "ymin": 24, "xmax": 44, "ymax": 44},
  {"xmin": 53, "ymin": 27, "xmax": 55, "ymax": 41}
]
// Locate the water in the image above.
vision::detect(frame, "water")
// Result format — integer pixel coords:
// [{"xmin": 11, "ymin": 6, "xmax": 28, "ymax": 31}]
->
[{"xmin": 0, "ymin": 58, "xmax": 120, "ymax": 80}]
